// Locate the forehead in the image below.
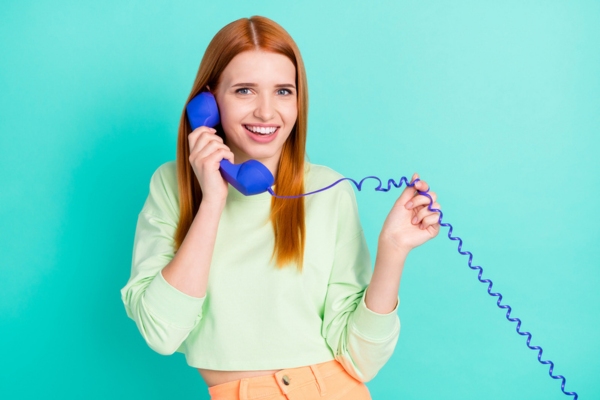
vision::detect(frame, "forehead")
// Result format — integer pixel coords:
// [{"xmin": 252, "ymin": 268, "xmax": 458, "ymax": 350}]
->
[{"xmin": 220, "ymin": 50, "xmax": 296, "ymax": 85}]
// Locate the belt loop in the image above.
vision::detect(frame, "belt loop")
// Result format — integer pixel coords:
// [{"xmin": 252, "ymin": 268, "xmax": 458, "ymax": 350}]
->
[
  {"xmin": 239, "ymin": 378, "xmax": 249, "ymax": 400},
  {"xmin": 310, "ymin": 364, "xmax": 327, "ymax": 396}
]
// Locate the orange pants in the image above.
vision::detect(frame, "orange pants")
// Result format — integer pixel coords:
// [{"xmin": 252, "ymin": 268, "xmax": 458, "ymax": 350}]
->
[{"xmin": 207, "ymin": 360, "xmax": 372, "ymax": 400}]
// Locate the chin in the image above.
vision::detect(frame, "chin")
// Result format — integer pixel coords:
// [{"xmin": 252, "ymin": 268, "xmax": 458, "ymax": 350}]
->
[
  {"xmin": 245, "ymin": 149, "xmax": 279, "ymax": 162},
  {"xmin": 244, "ymin": 142, "xmax": 286, "ymax": 160}
]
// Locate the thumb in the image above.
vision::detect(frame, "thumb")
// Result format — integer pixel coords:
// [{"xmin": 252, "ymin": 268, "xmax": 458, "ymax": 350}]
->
[
  {"xmin": 397, "ymin": 172, "xmax": 419, "ymax": 205},
  {"xmin": 411, "ymin": 173, "xmax": 419, "ymax": 184}
]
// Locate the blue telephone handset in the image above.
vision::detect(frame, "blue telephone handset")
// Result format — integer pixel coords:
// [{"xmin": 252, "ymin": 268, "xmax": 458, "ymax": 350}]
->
[{"xmin": 185, "ymin": 92, "xmax": 274, "ymax": 196}]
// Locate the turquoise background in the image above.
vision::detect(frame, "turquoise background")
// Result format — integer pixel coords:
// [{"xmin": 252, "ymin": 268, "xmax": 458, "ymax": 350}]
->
[{"xmin": 1, "ymin": 0, "xmax": 598, "ymax": 398}]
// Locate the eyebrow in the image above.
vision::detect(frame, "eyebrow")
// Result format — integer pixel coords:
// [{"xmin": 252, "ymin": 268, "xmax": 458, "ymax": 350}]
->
[{"xmin": 231, "ymin": 82, "xmax": 296, "ymax": 89}]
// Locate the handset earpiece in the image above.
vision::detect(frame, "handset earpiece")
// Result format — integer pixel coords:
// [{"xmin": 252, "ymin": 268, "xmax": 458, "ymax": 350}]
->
[
  {"xmin": 185, "ymin": 92, "xmax": 274, "ymax": 196},
  {"xmin": 186, "ymin": 92, "xmax": 221, "ymax": 128}
]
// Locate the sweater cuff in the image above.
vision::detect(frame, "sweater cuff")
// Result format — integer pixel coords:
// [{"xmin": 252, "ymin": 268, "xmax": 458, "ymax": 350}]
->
[
  {"xmin": 351, "ymin": 287, "xmax": 399, "ymax": 340},
  {"xmin": 144, "ymin": 270, "xmax": 206, "ymax": 328}
]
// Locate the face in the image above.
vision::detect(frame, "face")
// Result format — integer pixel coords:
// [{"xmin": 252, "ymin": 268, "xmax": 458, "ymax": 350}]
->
[{"xmin": 214, "ymin": 50, "xmax": 298, "ymax": 175}]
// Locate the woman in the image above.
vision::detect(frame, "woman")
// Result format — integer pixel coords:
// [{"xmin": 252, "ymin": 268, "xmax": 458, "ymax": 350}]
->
[{"xmin": 121, "ymin": 15, "xmax": 441, "ymax": 400}]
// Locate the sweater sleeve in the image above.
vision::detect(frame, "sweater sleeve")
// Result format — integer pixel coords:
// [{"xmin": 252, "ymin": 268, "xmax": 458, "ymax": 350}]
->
[
  {"xmin": 120, "ymin": 162, "xmax": 205, "ymax": 355},
  {"xmin": 321, "ymin": 183, "xmax": 400, "ymax": 382}
]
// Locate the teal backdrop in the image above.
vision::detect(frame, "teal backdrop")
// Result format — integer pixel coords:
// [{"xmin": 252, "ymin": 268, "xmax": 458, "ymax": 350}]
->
[{"xmin": 1, "ymin": 0, "xmax": 598, "ymax": 398}]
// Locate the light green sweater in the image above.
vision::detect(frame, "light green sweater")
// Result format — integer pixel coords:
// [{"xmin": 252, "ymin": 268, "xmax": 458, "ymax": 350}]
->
[{"xmin": 120, "ymin": 160, "xmax": 400, "ymax": 382}]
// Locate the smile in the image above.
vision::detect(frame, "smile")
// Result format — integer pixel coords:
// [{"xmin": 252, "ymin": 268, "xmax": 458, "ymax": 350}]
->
[{"xmin": 244, "ymin": 125, "xmax": 279, "ymax": 135}]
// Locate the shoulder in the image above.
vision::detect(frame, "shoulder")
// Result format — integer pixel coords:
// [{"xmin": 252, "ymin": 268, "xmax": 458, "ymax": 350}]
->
[
  {"xmin": 304, "ymin": 162, "xmax": 343, "ymax": 179},
  {"xmin": 142, "ymin": 160, "xmax": 179, "ymax": 221},
  {"xmin": 304, "ymin": 161, "xmax": 356, "ymax": 199},
  {"xmin": 305, "ymin": 162, "xmax": 350, "ymax": 192},
  {"xmin": 304, "ymin": 161, "xmax": 358, "ymax": 212},
  {"xmin": 151, "ymin": 160, "xmax": 177, "ymax": 185},
  {"xmin": 303, "ymin": 161, "xmax": 363, "ymax": 238}
]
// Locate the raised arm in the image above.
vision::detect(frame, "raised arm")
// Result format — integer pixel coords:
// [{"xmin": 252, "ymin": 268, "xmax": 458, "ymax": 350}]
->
[
  {"xmin": 366, "ymin": 173, "xmax": 441, "ymax": 314},
  {"xmin": 120, "ymin": 126, "xmax": 234, "ymax": 355}
]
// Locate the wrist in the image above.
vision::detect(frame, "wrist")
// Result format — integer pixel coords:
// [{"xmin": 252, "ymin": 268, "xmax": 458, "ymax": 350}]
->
[
  {"xmin": 377, "ymin": 233, "xmax": 411, "ymax": 257},
  {"xmin": 199, "ymin": 199, "xmax": 226, "ymax": 214}
]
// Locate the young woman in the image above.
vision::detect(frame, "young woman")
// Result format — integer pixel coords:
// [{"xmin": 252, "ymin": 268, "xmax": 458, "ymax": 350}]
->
[{"xmin": 121, "ymin": 16, "xmax": 441, "ymax": 400}]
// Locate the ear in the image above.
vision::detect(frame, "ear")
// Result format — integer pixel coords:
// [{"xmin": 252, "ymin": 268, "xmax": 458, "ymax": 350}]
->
[{"xmin": 205, "ymin": 85, "xmax": 211, "ymax": 92}]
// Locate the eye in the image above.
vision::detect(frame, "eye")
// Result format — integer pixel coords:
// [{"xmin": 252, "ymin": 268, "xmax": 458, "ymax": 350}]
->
[
  {"xmin": 235, "ymin": 88, "xmax": 251, "ymax": 95},
  {"xmin": 277, "ymin": 88, "xmax": 293, "ymax": 95}
]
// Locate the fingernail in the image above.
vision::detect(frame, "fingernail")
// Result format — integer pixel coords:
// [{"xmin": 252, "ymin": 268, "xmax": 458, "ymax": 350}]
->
[
  {"xmin": 406, "ymin": 201, "xmax": 413, "ymax": 209},
  {"xmin": 412, "ymin": 216, "xmax": 418, "ymax": 224}
]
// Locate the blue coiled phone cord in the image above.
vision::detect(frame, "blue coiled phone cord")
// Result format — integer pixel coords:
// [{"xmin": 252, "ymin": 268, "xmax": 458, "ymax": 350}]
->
[{"xmin": 268, "ymin": 175, "xmax": 578, "ymax": 399}]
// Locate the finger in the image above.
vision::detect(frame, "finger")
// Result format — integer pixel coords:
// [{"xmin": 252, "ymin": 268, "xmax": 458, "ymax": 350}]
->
[
  {"xmin": 207, "ymin": 147, "xmax": 234, "ymax": 164},
  {"xmin": 222, "ymin": 150, "xmax": 235, "ymax": 164},
  {"xmin": 189, "ymin": 127, "xmax": 220, "ymax": 151},
  {"xmin": 205, "ymin": 148, "xmax": 234, "ymax": 167},
  {"xmin": 188, "ymin": 126, "xmax": 218, "ymax": 151},
  {"xmin": 420, "ymin": 212, "xmax": 441, "ymax": 229},
  {"xmin": 190, "ymin": 126, "xmax": 217, "ymax": 137},
  {"xmin": 409, "ymin": 175, "xmax": 430, "ymax": 197},
  {"xmin": 191, "ymin": 141, "xmax": 230, "ymax": 161},
  {"xmin": 396, "ymin": 172, "xmax": 420, "ymax": 206},
  {"xmin": 414, "ymin": 179, "xmax": 429, "ymax": 192},
  {"xmin": 413, "ymin": 203, "xmax": 442, "ymax": 225},
  {"xmin": 190, "ymin": 130, "xmax": 223, "ymax": 155},
  {"xmin": 428, "ymin": 201, "xmax": 441, "ymax": 212},
  {"xmin": 190, "ymin": 147, "xmax": 233, "ymax": 175},
  {"xmin": 405, "ymin": 191, "xmax": 437, "ymax": 210}
]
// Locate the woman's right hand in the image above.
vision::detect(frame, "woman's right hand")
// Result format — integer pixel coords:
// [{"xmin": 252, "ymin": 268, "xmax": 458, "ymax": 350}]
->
[{"xmin": 188, "ymin": 126, "xmax": 234, "ymax": 207}]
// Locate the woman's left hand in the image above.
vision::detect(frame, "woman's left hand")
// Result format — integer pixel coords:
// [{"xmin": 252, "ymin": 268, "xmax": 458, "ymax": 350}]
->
[{"xmin": 379, "ymin": 173, "xmax": 441, "ymax": 253}]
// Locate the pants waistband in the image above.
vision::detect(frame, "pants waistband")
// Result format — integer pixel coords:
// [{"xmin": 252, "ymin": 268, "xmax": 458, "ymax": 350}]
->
[{"xmin": 208, "ymin": 359, "xmax": 346, "ymax": 398}]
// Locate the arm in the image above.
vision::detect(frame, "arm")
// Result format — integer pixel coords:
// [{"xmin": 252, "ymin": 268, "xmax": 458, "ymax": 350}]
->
[
  {"xmin": 161, "ymin": 200, "xmax": 223, "ymax": 298},
  {"xmin": 322, "ymin": 173, "xmax": 441, "ymax": 382},
  {"xmin": 161, "ymin": 125, "xmax": 232, "ymax": 298},
  {"xmin": 321, "ymin": 183, "xmax": 401, "ymax": 383},
  {"xmin": 366, "ymin": 173, "xmax": 441, "ymax": 314},
  {"xmin": 120, "ymin": 164, "xmax": 218, "ymax": 355},
  {"xmin": 121, "ymin": 126, "xmax": 234, "ymax": 355}
]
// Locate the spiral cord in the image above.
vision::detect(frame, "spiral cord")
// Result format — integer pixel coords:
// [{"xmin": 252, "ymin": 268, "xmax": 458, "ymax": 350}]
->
[
  {"xmin": 417, "ymin": 187, "xmax": 578, "ymax": 399},
  {"xmin": 269, "ymin": 175, "xmax": 578, "ymax": 399}
]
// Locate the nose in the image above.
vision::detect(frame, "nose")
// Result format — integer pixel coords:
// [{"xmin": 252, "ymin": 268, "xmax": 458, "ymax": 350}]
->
[{"xmin": 253, "ymin": 92, "xmax": 275, "ymax": 121}]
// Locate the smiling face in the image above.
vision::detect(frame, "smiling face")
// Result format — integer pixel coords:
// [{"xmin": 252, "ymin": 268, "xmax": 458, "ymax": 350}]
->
[{"xmin": 214, "ymin": 50, "xmax": 298, "ymax": 175}]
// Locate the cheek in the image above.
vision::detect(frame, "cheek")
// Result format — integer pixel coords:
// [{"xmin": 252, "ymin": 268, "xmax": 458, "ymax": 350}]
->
[
  {"xmin": 283, "ymin": 103, "xmax": 298, "ymax": 125},
  {"xmin": 219, "ymin": 103, "xmax": 244, "ymax": 129}
]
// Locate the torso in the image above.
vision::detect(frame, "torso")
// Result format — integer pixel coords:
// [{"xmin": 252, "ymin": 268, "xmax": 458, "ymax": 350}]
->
[
  {"xmin": 198, "ymin": 368, "xmax": 282, "ymax": 387},
  {"xmin": 188, "ymin": 165, "xmax": 354, "ymax": 378}
]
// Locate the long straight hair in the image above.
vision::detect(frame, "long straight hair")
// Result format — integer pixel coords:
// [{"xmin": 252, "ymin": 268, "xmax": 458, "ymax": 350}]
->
[{"xmin": 174, "ymin": 16, "xmax": 308, "ymax": 270}]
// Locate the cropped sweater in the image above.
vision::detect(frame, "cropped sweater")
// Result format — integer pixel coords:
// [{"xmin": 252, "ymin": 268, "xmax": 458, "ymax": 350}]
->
[{"xmin": 120, "ymin": 160, "xmax": 400, "ymax": 382}]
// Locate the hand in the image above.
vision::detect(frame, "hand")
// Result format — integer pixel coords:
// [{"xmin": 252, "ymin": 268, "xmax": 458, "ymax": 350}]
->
[
  {"xmin": 188, "ymin": 126, "xmax": 234, "ymax": 207},
  {"xmin": 379, "ymin": 173, "xmax": 441, "ymax": 253}
]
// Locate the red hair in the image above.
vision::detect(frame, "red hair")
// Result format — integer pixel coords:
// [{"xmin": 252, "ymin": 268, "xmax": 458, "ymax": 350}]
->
[{"xmin": 174, "ymin": 16, "xmax": 308, "ymax": 270}]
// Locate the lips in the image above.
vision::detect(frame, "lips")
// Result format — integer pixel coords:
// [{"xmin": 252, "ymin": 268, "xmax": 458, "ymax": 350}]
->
[{"xmin": 243, "ymin": 124, "xmax": 280, "ymax": 143}]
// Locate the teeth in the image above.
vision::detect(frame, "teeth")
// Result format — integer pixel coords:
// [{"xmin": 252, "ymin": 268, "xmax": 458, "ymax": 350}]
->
[{"xmin": 245, "ymin": 125, "xmax": 277, "ymax": 135}]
